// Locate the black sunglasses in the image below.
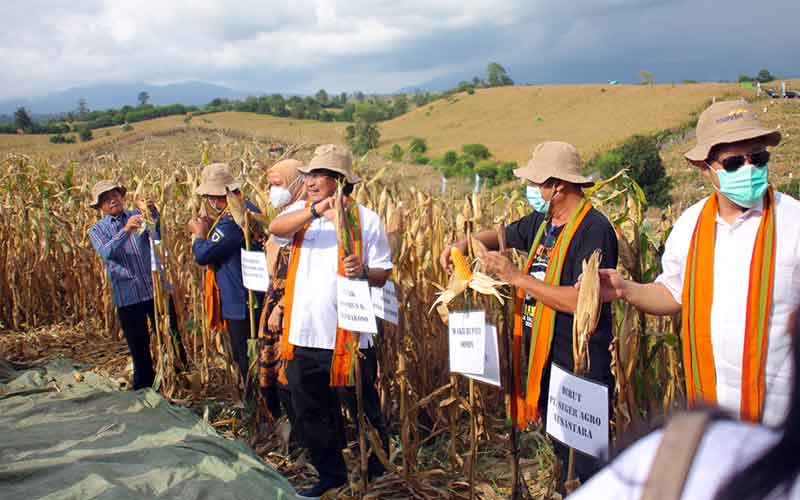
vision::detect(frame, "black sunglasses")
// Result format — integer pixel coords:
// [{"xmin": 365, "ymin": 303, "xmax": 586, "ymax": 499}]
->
[{"xmin": 716, "ymin": 150, "xmax": 770, "ymax": 172}]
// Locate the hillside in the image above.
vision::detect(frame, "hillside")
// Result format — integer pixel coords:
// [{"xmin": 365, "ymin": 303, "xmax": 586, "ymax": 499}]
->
[
  {"xmin": 1, "ymin": 82, "xmax": 786, "ymax": 176},
  {"xmin": 378, "ymin": 83, "xmax": 750, "ymax": 162}
]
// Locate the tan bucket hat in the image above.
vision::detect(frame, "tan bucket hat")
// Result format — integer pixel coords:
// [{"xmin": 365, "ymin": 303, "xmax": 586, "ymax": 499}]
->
[
  {"xmin": 298, "ymin": 144, "xmax": 361, "ymax": 184},
  {"xmin": 514, "ymin": 141, "xmax": 594, "ymax": 187},
  {"xmin": 195, "ymin": 163, "xmax": 243, "ymax": 196},
  {"xmin": 684, "ymin": 99, "xmax": 781, "ymax": 162},
  {"xmin": 90, "ymin": 180, "xmax": 126, "ymax": 208}
]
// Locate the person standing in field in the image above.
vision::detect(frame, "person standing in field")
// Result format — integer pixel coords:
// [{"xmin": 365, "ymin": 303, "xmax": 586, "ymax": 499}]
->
[
  {"xmin": 594, "ymin": 100, "xmax": 800, "ymax": 425},
  {"xmin": 188, "ymin": 163, "xmax": 262, "ymax": 386},
  {"xmin": 269, "ymin": 145, "xmax": 393, "ymax": 499},
  {"xmin": 89, "ymin": 180, "xmax": 187, "ymax": 389},
  {"xmin": 257, "ymin": 158, "xmax": 306, "ymax": 444},
  {"xmin": 440, "ymin": 141, "xmax": 619, "ymax": 482}
]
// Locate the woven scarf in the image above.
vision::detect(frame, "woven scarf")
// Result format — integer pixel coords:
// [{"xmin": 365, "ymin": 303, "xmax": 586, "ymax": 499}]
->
[
  {"xmin": 681, "ymin": 187, "xmax": 776, "ymax": 422},
  {"xmin": 511, "ymin": 199, "xmax": 592, "ymax": 428},
  {"xmin": 203, "ymin": 208, "xmax": 230, "ymax": 334},
  {"xmin": 281, "ymin": 200, "xmax": 364, "ymax": 387}
]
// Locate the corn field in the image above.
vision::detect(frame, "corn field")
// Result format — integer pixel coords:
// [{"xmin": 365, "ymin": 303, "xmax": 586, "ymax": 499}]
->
[{"xmin": 0, "ymin": 137, "xmax": 685, "ymax": 499}]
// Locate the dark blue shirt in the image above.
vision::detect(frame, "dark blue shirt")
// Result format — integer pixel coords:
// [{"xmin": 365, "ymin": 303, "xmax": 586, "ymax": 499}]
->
[{"xmin": 192, "ymin": 201, "xmax": 262, "ymax": 320}]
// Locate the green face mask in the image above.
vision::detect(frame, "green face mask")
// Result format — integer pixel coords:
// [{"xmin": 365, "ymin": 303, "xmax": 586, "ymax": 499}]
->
[{"xmin": 715, "ymin": 164, "xmax": 769, "ymax": 209}]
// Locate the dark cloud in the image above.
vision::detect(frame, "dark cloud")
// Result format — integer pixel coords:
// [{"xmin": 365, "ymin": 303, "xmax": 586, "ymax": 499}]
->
[{"xmin": 1, "ymin": 0, "xmax": 797, "ymax": 100}]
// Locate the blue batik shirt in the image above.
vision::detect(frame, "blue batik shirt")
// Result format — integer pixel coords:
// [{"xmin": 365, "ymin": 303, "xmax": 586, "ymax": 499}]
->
[{"xmin": 89, "ymin": 209, "xmax": 161, "ymax": 308}]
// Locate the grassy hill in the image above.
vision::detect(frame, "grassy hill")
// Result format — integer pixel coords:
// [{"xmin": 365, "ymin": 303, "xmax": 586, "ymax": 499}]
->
[{"xmin": 378, "ymin": 83, "xmax": 752, "ymax": 162}]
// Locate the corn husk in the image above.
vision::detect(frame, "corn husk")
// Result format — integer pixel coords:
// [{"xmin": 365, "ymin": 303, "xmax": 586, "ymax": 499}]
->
[{"xmin": 572, "ymin": 250, "xmax": 602, "ymax": 374}]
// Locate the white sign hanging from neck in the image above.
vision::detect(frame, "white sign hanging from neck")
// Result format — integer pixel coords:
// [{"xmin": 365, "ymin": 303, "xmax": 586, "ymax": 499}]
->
[{"xmin": 337, "ymin": 276, "xmax": 378, "ymax": 333}]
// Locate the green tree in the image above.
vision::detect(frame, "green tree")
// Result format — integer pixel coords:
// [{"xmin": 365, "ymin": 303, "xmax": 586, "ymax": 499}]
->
[
  {"xmin": 137, "ymin": 91, "xmax": 150, "ymax": 107},
  {"xmin": 462, "ymin": 143, "xmax": 491, "ymax": 160},
  {"xmin": 14, "ymin": 107, "xmax": 33, "ymax": 130},
  {"xmin": 389, "ymin": 144, "xmax": 404, "ymax": 161},
  {"xmin": 639, "ymin": 70, "xmax": 655, "ymax": 85},
  {"xmin": 738, "ymin": 74, "xmax": 754, "ymax": 83},
  {"xmin": 587, "ymin": 134, "xmax": 671, "ymax": 207},
  {"xmin": 487, "ymin": 62, "xmax": 513, "ymax": 87},
  {"xmin": 442, "ymin": 150, "xmax": 458, "ymax": 166},
  {"xmin": 345, "ymin": 118, "xmax": 380, "ymax": 155},
  {"xmin": 756, "ymin": 69, "xmax": 775, "ymax": 83},
  {"xmin": 391, "ymin": 94, "xmax": 409, "ymax": 117},
  {"xmin": 315, "ymin": 89, "xmax": 329, "ymax": 105},
  {"xmin": 78, "ymin": 126, "xmax": 93, "ymax": 142}
]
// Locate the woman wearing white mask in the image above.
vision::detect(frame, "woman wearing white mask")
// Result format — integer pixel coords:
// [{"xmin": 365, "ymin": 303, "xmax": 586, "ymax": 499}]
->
[
  {"xmin": 258, "ymin": 158, "xmax": 306, "ymax": 445},
  {"xmin": 440, "ymin": 141, "xmax": 619, "ymax": 486}
]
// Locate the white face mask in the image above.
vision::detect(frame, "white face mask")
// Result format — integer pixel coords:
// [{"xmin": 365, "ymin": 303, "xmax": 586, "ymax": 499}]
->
[{"xmin": 269, "ymin": 186, "xmax": 293, "ymax": 208}]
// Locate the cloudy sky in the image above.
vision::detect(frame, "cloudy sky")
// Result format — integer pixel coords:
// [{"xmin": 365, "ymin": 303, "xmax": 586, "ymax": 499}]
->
[{"xmin": 2, "ymin": 0, "xmax": 798, "ymax": 101}]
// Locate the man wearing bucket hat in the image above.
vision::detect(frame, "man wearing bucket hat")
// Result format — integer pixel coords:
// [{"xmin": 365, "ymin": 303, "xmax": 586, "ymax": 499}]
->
[
  {"xmin": 188, "ymin": 163, "xmax": 263, "ymax": 386},
  {"xmin": 88, "ymin": 180, "xmax": 173, "ymax": 389},
  {"xmin": 441, "ymin": 141, "xmax": 619, "ymax": 482},
  {"xmin": 269, "ymin": 144, "xmax": 393, "ymax": 499},
  {"xmin": 595, "ymin": 100, "xmax": 800, "ymax": 426}
]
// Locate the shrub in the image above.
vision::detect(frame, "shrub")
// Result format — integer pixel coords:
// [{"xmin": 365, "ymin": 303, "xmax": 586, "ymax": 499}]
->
[
  {"xmin": 78, "ymin": 127, "xmax": 93, "ymax": 142},
  {"xmin": 586, "ymin": 134, "xmax": 671, "ymax": 207},
  {"xmin": 409, "ymin": 137, "xmax": 427, "ymax": 154},
  {"xmin": 462, "ymin": 143, "xmax": 491, "ymax": 160},
  {"xmin": 389, "ymin": 144, "xmax": 404, "ymax": 162}
]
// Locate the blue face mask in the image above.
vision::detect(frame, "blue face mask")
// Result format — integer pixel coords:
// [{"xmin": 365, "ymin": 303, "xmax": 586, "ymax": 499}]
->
[
  {"xmin": 526, "ymin": 186, "xmax": 550, "ymax": 213},
  {"xmin": 715, "ymin": 164, "xmax": 769, "ymax": 208}
]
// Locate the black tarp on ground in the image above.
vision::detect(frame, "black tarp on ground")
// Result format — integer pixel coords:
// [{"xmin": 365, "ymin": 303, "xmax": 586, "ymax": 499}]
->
[{"xmin": 0, "ymin": 358, "xmax": 294, "ymax": 499}]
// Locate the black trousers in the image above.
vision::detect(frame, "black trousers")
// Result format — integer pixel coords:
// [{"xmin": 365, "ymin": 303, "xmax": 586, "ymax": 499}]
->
[
  {"xmin": 287, "ymin": 346, "xmax": 389, "ymax": 481},
  {"xmin": 226, "ymin": 309, "xmax": 262, "ymax": 385},
  {"xmin": 117, "ymin": 298, "xmax": 188, "ymax": 390}
]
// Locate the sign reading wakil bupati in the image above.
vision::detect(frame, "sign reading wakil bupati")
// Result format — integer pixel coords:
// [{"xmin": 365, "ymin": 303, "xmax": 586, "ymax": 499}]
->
[
  {"xmin": 370, "ymin": 281, "xmax": 399, "ymax": 325},
  {"xmin": 545, "ymin": 363, "xmax": 609, "ymax": 458},
  {"xmin": 337, "ymin": 276, "xmax": 378, "ymax": 333},
  {"xmin": 448, "ymin": 311, "xmax": 486, "ymax": 375},
  {"xmin": 241, "ymin": 250, "xmax": 269, "ymax": 292}
]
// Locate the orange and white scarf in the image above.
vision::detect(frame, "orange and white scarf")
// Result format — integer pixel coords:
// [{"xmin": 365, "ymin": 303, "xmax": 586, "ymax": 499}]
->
[{"xmin": 682, "ymin": 188, "xmax": 776, "ymax": 422}]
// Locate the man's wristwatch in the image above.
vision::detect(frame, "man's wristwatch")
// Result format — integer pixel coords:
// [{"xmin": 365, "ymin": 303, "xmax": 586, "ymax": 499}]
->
[{"xmin": 310, "ymin": 202, "xmax": 321, "ymax": 218}]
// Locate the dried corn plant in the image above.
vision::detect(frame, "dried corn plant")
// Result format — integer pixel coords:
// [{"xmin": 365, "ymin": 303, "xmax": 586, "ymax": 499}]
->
[{"xmin": 0, "ymin": 140, "xmax": 684, "ymax": 499}]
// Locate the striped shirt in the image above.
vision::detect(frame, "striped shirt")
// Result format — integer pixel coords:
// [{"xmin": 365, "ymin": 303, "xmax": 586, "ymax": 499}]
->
[{"xmin": 89, "ymin": 210, "xmax": 160, "ymax": 308}]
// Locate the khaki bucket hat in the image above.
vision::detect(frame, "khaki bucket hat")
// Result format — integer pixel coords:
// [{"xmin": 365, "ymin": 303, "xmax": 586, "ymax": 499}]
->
[
  {"xmin": 195, "ymin": 163, "xmax": 243, "ymax": 196},
  {"xmin": 90, "ymin": 180, "xmax": 126, "ymax": 208},
  {"xmin": 298, "ymin": 144, "xmax": 361, "ymax": 184},
  {"xmin": 514, "ymin": 141, "xmax": 594, "ymax": 187},
  {"xmin": 684, "ymin": 99, "xmax": 781, "ymax": 162}
]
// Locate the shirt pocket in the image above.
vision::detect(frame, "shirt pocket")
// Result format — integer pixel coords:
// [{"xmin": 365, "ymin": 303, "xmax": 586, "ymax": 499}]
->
[{"xmin": 108, "ymin": 261, "xmax": 134, "ymax": 281}]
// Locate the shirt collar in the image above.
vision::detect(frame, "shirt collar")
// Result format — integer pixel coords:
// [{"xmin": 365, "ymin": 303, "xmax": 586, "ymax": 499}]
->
[
  {"xmin": 110, "ymin": 211, "xmax": 128, "ymax": 224},
  {"xmin": 715, "ymin": 197, "xmax": 764, "ymax": 227}
]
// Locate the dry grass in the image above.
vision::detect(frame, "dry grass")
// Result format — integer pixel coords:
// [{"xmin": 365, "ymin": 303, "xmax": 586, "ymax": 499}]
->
[{"xmin": 378, "ymin": 83, "xmax": 750, "ymax": 162}]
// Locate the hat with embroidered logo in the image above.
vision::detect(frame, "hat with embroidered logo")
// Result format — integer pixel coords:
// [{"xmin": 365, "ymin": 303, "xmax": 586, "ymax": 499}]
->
[
  {"xmin": 513, "ymin": 141, "xmax": 594, "ymax": 187},
  {"xmin": 195, "ymin": 163, "xmax": 243, "ymax": 196},
  {"xmin": 298, "ymin": 144, "xmax": 360, "ymax": 184},
  {"xmin": 89, "ymin": 180, "xmax": 127, "ymax": 208},
  {"xmin": 684, "ymin": 99, "xmax": 781, "ymax": 163}
]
